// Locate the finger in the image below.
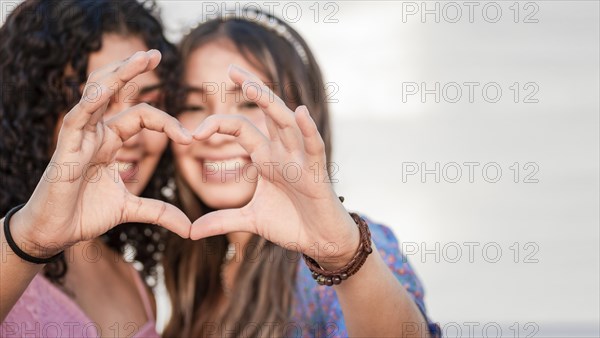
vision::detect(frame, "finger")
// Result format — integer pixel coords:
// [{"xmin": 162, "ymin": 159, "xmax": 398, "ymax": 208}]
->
[
  {"xmin": 228, "ymin": 64, "xmax": 295, "ymax": 128},
  {"xmin": 63, "ymin": 50, "xmax": 161, "ymax": 130},
  {"xmin": 87, "ymin": 50, "xmax": 161, "ymax": 127},
  {"xmin": 190, "ymin": 208, "xmax": 254, "ymax": 240},
  {"xmin": 265, "ymin": 115, "xmax": 281, "ymax": 143},
  {"xmin": 226, "ymin": 65, "xmax": 280, "ymax": 140},
  {"xmin": 193, "ymin": 114, "xmax": 270, "ymax": 156},
  {"xmin": 295, "ymin": 105, "xmax": 326, "ymax": 159},
  {"xmin": 123, "ymin": 195, "xmax": 191, "ymax": 239},
  {"xmin": 229, "ymin": 65, "xmax": 305, "ymax": 150},
  {"xmin": 105, "ymin": 103, "xmax": 192, "ymax": 144}
]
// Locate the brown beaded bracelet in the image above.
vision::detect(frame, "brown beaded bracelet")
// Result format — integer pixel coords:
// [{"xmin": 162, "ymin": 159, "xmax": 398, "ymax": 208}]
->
[{"xmin": 303, "ymin": 208, "xmax": 373, "ymax": 286}]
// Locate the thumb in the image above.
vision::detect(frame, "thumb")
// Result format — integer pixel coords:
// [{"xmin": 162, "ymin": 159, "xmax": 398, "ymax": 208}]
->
[
  {"xmin": 123, "ymin": 195, "xmax": 191, "ymax": 238},
  {"xmin": 190, "ymin": 208, "xmax": 255, "ymax": 240}
]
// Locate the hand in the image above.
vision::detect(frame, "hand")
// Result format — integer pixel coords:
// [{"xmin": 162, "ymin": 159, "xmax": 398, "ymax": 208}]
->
[
  {"xmin": 10, "ymin": 50, "xmax": 193, "ymax": 258},
  {"xmin": 190, "ymin": 65, "xmax": 360, "ymax": 269}
]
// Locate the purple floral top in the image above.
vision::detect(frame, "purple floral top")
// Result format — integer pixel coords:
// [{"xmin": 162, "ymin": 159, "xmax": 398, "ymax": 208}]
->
[{"xmin": 289, "ymin": 215, "xmax": 441, "ymax": 337}]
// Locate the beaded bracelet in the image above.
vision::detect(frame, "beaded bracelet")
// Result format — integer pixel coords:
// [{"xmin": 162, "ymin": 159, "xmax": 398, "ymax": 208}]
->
[
  {"xmin": 303, "ymin": 201, "xmax": 373, "ymax": 286},
  {"xmin": 3, "ymin": 203, "xmax": 63, "ymax": 264}
]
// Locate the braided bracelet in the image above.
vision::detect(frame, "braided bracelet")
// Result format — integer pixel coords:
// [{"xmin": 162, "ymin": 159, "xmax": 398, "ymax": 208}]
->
[
  {"xmin": 303, "ymin": 205, "xmax": 373, "ymax": 286},
  {"xmin": 3, "ymin": 203, "xmax": 63, "ymax": 264}
]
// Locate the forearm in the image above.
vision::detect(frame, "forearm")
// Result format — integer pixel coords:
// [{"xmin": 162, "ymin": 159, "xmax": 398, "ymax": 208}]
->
[
  {"xmin": 334, "ymin": 244, "xmax": 431, "ymax": 337},
  {"xmin": 0, "ymin": 216, "xmax": 43, "ymax": 322}
]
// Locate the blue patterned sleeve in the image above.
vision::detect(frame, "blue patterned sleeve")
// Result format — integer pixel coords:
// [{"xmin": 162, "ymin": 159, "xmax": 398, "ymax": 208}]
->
[
  {"xmin": 299, "ymin": 215, "xmax": 441, "ymax": 337},
  {"xmin": 365, "ymin": 217, "xmax": 442, "ymax": 336}
]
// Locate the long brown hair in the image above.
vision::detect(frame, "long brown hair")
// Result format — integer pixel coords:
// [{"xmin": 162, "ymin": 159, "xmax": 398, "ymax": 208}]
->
[{"xmin": 163, "ymin": 11, "xmax": 333, "ymax": 338}]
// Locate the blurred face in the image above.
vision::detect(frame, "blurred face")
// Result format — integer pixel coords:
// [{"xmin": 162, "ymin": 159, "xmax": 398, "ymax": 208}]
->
[
  {"xmin": 173, "ymin": 40, "xmax": 269, "ymax": 209},
  {"xmin": 84, "ymin": 34, "xmax": 168, "ymax": 196}
]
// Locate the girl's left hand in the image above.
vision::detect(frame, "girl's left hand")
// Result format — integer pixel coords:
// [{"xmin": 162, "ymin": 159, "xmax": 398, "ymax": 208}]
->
[{"xmin": 190, "ymin": 65, "xmax": 360, "ymax": 269}]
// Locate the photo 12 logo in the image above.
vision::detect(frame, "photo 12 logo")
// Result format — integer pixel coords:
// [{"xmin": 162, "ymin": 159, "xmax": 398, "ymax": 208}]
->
[
  {"xmin": 198, "ymin": 2, "xmax": 340, "ymax": 24},
  {"xmin": 1, "ymin": 1, "xmax": 19, "ymax": 25},
  {"xmin": 402, "ymin": 162, "xmax": 540, "ymax": 183},
  {"xmin": 400, "ymin": 241, "xmax": 540, "ymax": 264},
  {"xmin": 441, "ymin": 321, "xmax": 540, "ymax": 338},
  {"xmin": 401, "ymin": 1, "xmax": 540, "ymax": 24},
  {"xmin": 402, "ymin": 82, "xmax": 540, "ymax": 104}
]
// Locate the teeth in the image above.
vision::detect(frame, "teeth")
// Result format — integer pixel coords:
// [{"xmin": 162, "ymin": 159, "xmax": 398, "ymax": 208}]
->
[
  {"xmin": 203, "ymin": 157, "xmax": 245, "ymax": 170},
  {"xmin": 116, "ymin": 162, "xmax": 135, "ymax": 173}
]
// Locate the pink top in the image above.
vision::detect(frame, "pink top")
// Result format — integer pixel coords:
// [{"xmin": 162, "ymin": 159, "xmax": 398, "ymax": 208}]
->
[{"xmin": 1, "ymin": 267, "xmax": 159, "ymax": 338}]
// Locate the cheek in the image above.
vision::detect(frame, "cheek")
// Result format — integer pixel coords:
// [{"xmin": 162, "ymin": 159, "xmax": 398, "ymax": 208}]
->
[
  {"xmin": 171, "ymin": 144, "xmax": 200, "ymax": 192},
  {"xmin": 171, "ymin": 140, "xmax": 196, "ymax": 177}
]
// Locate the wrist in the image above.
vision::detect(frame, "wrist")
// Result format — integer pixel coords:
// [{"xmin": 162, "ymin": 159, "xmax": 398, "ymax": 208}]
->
[
  {"xmin": 7, "ymin": 206, "xmax": 63, "ymax": 260},
  {"xmin": 304, "ymin": 212, "xmax": 373, "ymax": 286},
  {"xmin": 317, "ymin": 214, "xmax": 361, "ymax": 270}
]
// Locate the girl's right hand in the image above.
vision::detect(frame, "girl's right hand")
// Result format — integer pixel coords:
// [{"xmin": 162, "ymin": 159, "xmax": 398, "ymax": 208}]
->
[{"xmin": 7, "ymin": 50, "xmax": 193, "ymax": 259}]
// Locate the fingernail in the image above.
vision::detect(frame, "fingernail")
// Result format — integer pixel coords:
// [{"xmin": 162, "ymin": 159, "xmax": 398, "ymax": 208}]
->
[
  {"xmin": 130, "ymin": 51, "xmax": 145, "ymax": 60},
  {"xmin": 147, "ymin": 49, "xmax": 162, "ymax": 60}
]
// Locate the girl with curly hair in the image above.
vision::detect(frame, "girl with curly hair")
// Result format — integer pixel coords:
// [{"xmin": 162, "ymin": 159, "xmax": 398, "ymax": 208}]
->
[
  {"xmin": 163, "ymin": 10, "xmax": 441, "ymax": 337},
  {"xmin": 0, "ymin": 1, "xmax": 191, "ymax": 337}
]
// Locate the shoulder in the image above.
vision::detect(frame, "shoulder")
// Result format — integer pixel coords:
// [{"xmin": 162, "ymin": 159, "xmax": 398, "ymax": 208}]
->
[
  {"xmin": 1, "ymin": 274, "xmax": 49, "ymax": 335},
  {"xmin": 1, "ymin": 274, "xmax": 97, "ymax": 337}
]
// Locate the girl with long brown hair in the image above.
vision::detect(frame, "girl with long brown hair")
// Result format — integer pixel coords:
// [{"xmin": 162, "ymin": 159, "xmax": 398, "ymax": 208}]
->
[
  {"xmin": 164, "ymin": 10, "xmax": 441, "ymax": 337},
  {"xmin": 0, "ymin": 1, "xmax": 191, "ymax": 336}
]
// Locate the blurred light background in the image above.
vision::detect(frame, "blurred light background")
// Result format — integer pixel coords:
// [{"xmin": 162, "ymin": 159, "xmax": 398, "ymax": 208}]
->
[
  {"xmin": 155, "ymin": 1, "xmax": 600, "ymax": 336},
  {"xmin": 3, "ymin": 0, "xmax": 598, "ymax": 336},
  {"xmin": 155, "ymin": 1, "xmax": 599, "ymax": 336}
]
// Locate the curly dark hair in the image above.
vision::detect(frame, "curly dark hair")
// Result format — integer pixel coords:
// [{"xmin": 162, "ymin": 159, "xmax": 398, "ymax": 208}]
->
[{"xmin": 0, "ymin": 0, "xmax": 181, "ymax": 286}]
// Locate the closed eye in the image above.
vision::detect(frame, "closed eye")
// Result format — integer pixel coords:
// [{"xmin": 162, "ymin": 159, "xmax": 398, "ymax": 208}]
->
[
  {"xmin": 181, "ymin": 105, "xmax": 205, "ymax": 113},
  {"xmin": 239, "ymin": 101, "xmax": 259, "ymax": 110}
]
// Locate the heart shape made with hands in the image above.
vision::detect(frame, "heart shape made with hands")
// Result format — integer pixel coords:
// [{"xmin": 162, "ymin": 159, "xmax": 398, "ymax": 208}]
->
[
  {"xmin": 184, "ymin": 65, "xmax": 359, "ymax": 265},
  {"xmin": 14, "ymin": 51, "xmax": 195, "ymax": 256},
  {"xmin": 25, "ymin": 50, "xmax": 354, "ymax": 265}
]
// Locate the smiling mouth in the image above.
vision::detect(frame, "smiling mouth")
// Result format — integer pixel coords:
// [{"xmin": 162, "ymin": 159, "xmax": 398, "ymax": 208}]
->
[
  {"xmin": 116, "ymin": 161, "xmax": 138, "ymax": 181},
  {"xmin": 200, "ymin": 156, "xmax": 250, "ymax": 168}
]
